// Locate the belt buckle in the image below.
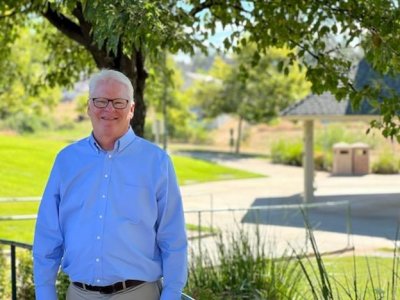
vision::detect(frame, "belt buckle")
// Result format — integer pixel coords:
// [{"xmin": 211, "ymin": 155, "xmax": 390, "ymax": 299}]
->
[
  {"xmin": 100, "ymin": 281, "xmax": 125, "ymax": 294},
  {"xmin": 99, "ymin": 285, "xmax": 115, "ymax": 294}
]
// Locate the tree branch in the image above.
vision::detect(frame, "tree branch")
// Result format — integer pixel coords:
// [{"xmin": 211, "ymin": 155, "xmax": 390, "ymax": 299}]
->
[
  {"xmin": 189, "ymin": 0, "xmax": 216, "ymax": 16},
  {"xmin": 41, "ymin": 2, "xmax": 87, "ymax": 47},
  {"xmin": 71, "ymin": 2, "xmax": 92, "ymax": 40},
  {"xmin": 189, "ymin": 0, "xmax": 251, "ymax": 17}
]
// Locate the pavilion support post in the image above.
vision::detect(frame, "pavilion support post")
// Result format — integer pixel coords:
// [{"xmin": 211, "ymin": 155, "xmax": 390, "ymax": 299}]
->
[{"xmin": 303, "ymin": 120, "xmax": 314, "ymax": 202}]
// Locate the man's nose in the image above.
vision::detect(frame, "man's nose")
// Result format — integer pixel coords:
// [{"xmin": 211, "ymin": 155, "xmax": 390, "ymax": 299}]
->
[{"xmin": 104, "ymin": 101, "xmax": 115, "ymax": 111}]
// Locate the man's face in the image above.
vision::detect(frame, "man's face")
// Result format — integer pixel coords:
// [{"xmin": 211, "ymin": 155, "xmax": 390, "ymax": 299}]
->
[{"xmin": 87, "ymin": 79, "xmax": 134, "ymax": 141}]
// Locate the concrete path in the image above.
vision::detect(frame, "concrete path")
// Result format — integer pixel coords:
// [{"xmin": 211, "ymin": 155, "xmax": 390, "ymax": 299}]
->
[{"xmin": 179, "ymin": 154, "xmax": 400, "ymax": 258}]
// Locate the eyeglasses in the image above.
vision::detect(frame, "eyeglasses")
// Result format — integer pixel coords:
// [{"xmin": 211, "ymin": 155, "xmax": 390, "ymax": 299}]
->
[{"xmin": 91, "ymin": 98, "xmax": 130, "ymax": 109}]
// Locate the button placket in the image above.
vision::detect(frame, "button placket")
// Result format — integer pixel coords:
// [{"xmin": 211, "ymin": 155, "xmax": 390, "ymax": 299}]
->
[{"xmin": 94, "ymin": 151, "xmax": 113, "ymax": 282}]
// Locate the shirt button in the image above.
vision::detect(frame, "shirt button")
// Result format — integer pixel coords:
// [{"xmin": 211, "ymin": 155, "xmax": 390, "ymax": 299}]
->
[
  {"xmin": 104, "ymin": 174, "xmax": 108, "ymax": 178},
  {"xmin": 96, "ymin": 258, "xmax": 100, "ymax": 262},
  {"xmin": 99, "ymin": 215, "xmax": 103, "ymax": 219},
  {"xmin": 97, "ymin": 236, "xmax": 101, "ymax": 240},
  {"xmin": 108, "ymin": 154, "xmax": 112, "ymax": 158},
  {"xmin": 102, "ymin": 195, "xmax": 106, "ymax": 199},
  {"xmin": 96, "ymin": 279, "xmax": 100, "ymax": 283}
]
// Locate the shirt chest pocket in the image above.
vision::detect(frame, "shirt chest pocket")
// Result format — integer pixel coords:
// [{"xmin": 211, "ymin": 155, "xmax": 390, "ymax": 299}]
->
[{"xmin": 113, "ymin": 184, "xmax": 154, "ymax": 224}]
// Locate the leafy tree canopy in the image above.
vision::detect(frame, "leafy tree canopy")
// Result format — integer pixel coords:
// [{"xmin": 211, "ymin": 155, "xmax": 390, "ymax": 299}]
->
[
  {"xmin": 1, "ymin": 1, "xmax": 399, "ymax": 139},
  {"xmin": 0, "ymin": 24, "xmax": 61, "ymax": 120},
  {"xmin": 196, "ymin": 46, "xmax": 310, "ymax": 123}
]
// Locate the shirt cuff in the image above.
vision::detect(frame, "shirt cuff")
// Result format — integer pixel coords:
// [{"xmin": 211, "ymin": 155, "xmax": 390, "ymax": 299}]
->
[{"xmin": 35, "ymin": 285, "xmax": 57, "ymax": 300}]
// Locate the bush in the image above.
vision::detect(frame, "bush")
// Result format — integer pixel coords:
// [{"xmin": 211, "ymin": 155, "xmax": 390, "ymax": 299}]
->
[
  {"xmin": 270, "ymin": 139, "xmax": 303, "ymax": 166},
  {"xmin": 0, "ymin": 246, "xmax": 9, "ymax": 300},
  {"xmin": 372, "ymin": 150, "xmax": 399, "ymax": 174},
  {"xmin": 4, "ymin": 112, "xmax": 53, "ymax": 134},
  {"xmin": 16, "ymin": 250, "xmax": 34, "ymax": 300},
  {"xmin": 3, "ymin": 250, "xmax": 70, "ymax": 299}
]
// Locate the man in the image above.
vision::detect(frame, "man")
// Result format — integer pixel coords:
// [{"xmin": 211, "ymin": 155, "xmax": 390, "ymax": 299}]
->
[{"xmin": 33, "ymin": 69, "xmax": 188, "ymax": 300}]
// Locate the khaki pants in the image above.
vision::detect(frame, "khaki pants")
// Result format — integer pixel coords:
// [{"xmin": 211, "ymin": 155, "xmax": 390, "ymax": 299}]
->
[{"xmin": 66, "ymin": 281, "xmax": 162, "ymax": 300}]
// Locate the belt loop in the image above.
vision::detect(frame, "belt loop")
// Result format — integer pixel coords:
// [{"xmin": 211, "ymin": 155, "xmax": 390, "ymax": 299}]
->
[
  {"xmin": 82, "ymin": 283, "xmax": 87, "ymax": 290},
  {"xmin": 122, "ymin": 281, "xmax": 126, "ymax": 289}
]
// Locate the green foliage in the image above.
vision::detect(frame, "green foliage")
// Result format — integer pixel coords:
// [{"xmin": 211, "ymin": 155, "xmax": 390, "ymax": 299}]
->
[
  {"xmin": 270, "ymin": 139, "xmax": 303, "ymax": 166},
  {"xmin": 3, "ymin": 112, "xmax": 54, "ymax": 134},
  {"xmin": 372, "ymin": 150, "xmax": 399, "ymax": 174},
  {"xmin": 145, "ymin": 54, "xmax": 198, "ymax": 142},
  {"xmin": 74, "ymin": 93, "xmax": 90, "ymax": 120},
  {"xmin": 195, "ymin": 47, "xmax": 310, "ymax": 124},
  {"xmin": 0, "ymin": 246, "xmax": 9, "ymax": 299},
  {"xmin": 16, "ymin": 250, "xmax": 34, "ymax": 300},
  {"xmin": 0, "ymin": 24, "xmax": 62, "ymax": 124},
  {"xmin": 56, "ymin": 271, "xmax": 70, "ymax": 300},
  {"xmin": 185, "ymin": 227, "xmax": 302, "ymax": 299}
]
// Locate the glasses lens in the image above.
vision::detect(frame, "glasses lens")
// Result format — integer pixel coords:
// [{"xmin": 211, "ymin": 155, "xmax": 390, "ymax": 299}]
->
[
  {"xmin": 113, "ymin": 99, "xmax": 128, "ymax": 109},
  {"xmin": 93, "ymin": 98, "xmax": 108, "ymax": 108}
]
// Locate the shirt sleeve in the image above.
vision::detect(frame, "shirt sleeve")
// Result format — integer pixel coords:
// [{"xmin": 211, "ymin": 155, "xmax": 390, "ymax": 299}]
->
[
  {"xmin": 156, "ymin": 155, "xmax": 188, "ymax": 300},
  {"xmin": 33, "ymin": 158, "xmax": 64, "ymax": 300}
]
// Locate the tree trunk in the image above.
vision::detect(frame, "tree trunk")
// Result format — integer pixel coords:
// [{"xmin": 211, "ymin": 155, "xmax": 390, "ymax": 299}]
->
[{"xmin": 235, "ymin": 116, "xmax": 243, "ymax": 154}]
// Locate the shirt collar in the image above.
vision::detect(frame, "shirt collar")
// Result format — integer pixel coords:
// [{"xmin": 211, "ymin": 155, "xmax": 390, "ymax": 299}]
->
[{"xmin": 88, "ymin": 127, "xmax": 136, "ymax": 153}]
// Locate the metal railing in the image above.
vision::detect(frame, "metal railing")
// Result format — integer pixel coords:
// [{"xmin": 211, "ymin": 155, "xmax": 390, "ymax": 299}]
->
[
  {"xmin": 185, "ymin": 200, "xmax": 353, "ymax": 253},
  {"xmin": 0, "ymin": 239, "xmax": 32, "ymax": 300}
]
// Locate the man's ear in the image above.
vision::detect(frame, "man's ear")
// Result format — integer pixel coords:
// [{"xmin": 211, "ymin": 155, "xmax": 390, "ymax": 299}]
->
[
  {"xmin": 87, "ymin": 100, "xmax": 91, "ymax": 116},
  {"xmin": 129, "ymin": 103, "xmax": 135, "ymax": 119}
]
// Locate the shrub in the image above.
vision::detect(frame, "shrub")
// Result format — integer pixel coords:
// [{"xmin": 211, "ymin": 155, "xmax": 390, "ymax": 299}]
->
[
  {"xmin": 56, "ymin": 271, "xmax": 70, "ymax": 299},
  {"xmin": 6, "ymin": 250, "xmax": 70, "ymax": 299},
  {"xmin": 372, "ymin": 150, "xmax": 399, "ymax": 174},
  {"xmin": 16, "ymin": 250, "xmax": 34, "ymax": 300},
  {"xmin": 270, "ymin": 139, "xmax": 303, "ymax": 166},
  {"xmin": 4, "ymin": 112, "xmax": 53, "ymax": 134},
  {"xmin": 0, "ymin": 246, "xmax": 9, "ymax": 300},
  {"xmin": 314, "ymin": 148, "xmax": 332, "ymax": 171}
]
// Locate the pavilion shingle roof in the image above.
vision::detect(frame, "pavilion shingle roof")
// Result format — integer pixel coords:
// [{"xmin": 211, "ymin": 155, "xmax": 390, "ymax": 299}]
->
[
  {"xmin": 281, "ymin": 59, "xmax": 399, "ymax": 118},
  {"xmin": 280, "ymin": 92, "xmax": 379, "ymax": 117}
]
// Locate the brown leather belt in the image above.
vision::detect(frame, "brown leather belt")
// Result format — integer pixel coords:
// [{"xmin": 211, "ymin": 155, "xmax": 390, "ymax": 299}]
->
[{"xmin": 73, "ymin": 279, "xmax": 145, "ymax": 294}]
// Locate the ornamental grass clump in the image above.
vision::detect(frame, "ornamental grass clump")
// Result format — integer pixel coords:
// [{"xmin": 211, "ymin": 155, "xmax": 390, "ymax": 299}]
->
[{"xmin": 185, "ymin": 226, "xmax": 302, "ymax": 300}]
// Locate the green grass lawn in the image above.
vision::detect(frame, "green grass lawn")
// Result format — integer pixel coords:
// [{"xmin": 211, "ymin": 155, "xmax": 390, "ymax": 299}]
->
[
  {"xmin": 0, "ymin": 135, "xmax": 66, "ymax": 197},
  {"xmin": 301, "ymin": 255, "xmax": 400, "ymax": 298}
]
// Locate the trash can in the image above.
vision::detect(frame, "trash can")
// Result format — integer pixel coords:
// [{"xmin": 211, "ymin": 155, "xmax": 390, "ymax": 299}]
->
[
  {"xmin": 332, "ymin": 142, "xmax": 353, "ymax": 175},
  {"xmin": 352, "ymin": 143, "xmax": 370, "ymax": 175}
]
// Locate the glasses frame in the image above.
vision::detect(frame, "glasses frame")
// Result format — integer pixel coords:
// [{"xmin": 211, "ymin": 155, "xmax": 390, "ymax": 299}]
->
[{"xmin": 91, "ymin": 97, "xmax": 130, "ymax": 109}]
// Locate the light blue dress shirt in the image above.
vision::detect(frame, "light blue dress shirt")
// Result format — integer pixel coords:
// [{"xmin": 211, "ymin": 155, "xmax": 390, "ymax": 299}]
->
[{"xmin": 33, "ymin": 128, "xmax": 188, "ymax": 300}]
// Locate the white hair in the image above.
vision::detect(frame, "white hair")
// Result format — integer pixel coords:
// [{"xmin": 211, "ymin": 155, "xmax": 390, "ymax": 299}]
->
[{"xmin": 89, "ymin": 69, "xmax": 134, "ymax": 102}]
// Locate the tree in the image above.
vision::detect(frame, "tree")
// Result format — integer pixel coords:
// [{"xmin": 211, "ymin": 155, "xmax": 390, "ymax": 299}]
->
[
  {"xmin": 0, "ymin": 24, "xmax": 62, "ymax": 132},
  {"xmin": 195, "ymin": 47, "xmax": 310, "ymax": 153},
  {"xmin": 1, "ymin": 1, "xmax": 400, "ymax": 138},
  {"xmin": 145, "ymin": 54, "xmax": 195, "ymax": 146}
]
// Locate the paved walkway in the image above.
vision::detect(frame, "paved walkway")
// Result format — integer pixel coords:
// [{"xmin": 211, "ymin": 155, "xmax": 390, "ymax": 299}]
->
[{"xmin": 180, "ymin": 154, "xmax": 400, "ymax": 258}]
